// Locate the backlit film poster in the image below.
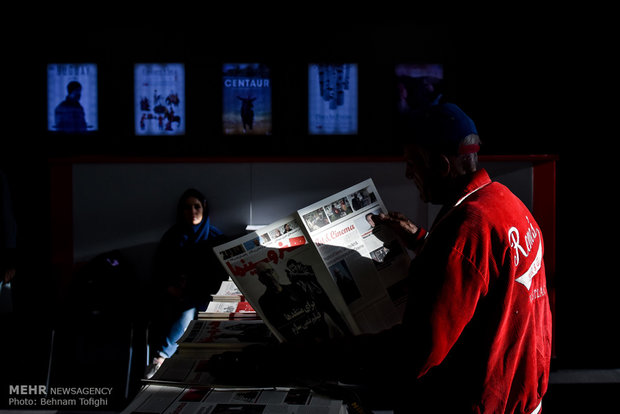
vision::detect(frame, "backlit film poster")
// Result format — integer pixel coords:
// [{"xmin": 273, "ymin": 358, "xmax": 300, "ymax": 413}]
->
[
  {"xmin": 395, "ymin": 63, "xmax": 444, "ymax": 112},
  {"xmin": 308, "ymin": 63, "xmax": 358, "ymax": 135},
  {"xmin": 134, "ymin": 63, "xmax": 185, "ymax": 135},
  {"xmin": 47, "ymin": 63, "xmax": 98, "ymax": 133},
  {"xmin": 222, "ymin": 63, "xmax": 272, "ymax": 135}
]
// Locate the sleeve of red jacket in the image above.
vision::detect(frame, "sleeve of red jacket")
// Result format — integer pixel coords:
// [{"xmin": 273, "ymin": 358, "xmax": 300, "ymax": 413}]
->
[{"xmin": 404, "ymin": 234, "xmax": 490, "ymax": 378}]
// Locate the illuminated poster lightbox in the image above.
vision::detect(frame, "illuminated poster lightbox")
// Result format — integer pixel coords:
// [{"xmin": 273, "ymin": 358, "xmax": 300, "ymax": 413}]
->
[
  {"xmin": 47, "ymin": 63, "xmax": 98, "ymax": 133},
  {"xmin": 222, "ymin": 63, "xmax": 272, "ymax": 135},
  {"xmin": 134, "ymin": 63, "xmax": 185, "ymax": 135},
  {"xmin": 308, "ymin": 63, "xmax": 358, "ymax": 135},
  {"xmin": 395, "ymin": 63, "xmax": 444, "ymax": 112}
]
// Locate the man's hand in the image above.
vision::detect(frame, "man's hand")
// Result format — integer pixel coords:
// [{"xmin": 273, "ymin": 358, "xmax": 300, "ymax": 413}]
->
[
  {"xmin": 371, "ymin": 212, "xmax": 426, "ymax": 252},
  {"xmin": 372, "ymin": 212, "xmax": 419, "ymax": 238}
]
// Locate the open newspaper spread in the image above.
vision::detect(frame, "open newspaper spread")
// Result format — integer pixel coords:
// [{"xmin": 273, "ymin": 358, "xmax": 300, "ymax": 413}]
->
[{"xmin": 213, "ymin": 179, "xmax": 411, "ymax": 343}]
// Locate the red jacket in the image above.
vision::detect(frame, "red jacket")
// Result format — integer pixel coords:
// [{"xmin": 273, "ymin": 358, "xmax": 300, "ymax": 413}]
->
[
  {"xmin": 261, "ymin": 169, "xmax": 551, "ymax": 413},
  {"xmin": 401, "ymin": 169, "xmax": 552, "ymax": 413}
]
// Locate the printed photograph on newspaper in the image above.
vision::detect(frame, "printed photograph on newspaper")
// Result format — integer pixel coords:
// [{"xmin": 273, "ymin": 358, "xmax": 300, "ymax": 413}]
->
[{"xmin": 213, "ymin": 216, "xmax": 359, "ymax": 343}]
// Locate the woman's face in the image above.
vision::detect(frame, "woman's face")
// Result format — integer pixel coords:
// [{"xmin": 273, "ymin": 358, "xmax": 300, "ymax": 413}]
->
[{"xmin": 182, "ymin": 196, "xmax": 204, "ymax": 226}]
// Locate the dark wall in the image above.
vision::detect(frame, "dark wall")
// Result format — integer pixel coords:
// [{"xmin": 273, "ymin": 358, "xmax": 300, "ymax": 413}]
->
[{"xmin": 1, "ymin": 15, "xmax": 617, "ymax": 370}]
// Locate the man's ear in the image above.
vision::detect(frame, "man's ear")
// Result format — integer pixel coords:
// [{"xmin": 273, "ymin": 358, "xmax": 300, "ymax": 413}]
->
[{"xmin": 438, "ymin": 154, "xmax": 451, "ymax": 177}]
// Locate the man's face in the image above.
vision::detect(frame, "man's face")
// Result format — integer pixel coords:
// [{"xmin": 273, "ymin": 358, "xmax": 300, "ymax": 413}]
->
[
  {"xmin": 68, "ymin": 87, "xmax": 82, "ymax": 101},
  {"xmin": 405, "ymin": 144, "xmax": 432, "ymax": 203},
  {"xmin": 404, "ymin": 144, "xmax": 446, "ymax": 204},
  {"xmin": 257, "ymin": 267, "xmax": 280, "ymax": 292}
]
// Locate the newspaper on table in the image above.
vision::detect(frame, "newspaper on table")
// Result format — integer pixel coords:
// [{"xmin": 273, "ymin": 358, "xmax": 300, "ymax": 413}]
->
[
  {"xmin": 201, "ymin": 300, "xmax": 257, "ymax": 320},
  {"xmin": 147, "ymin": 355, "xmax": 219, "ymax": 385},
  {"xmin": 212, "ymin": 279, "xmax": 244, "ymax": 301},
  {"xmin": 213, "ymin": 179, "xmax": 411, "ymax": 343},
  {"xmin": 122, "ymin": 384, "xmax": 347, "ymax": 414},
  {"xmin": 177, "ymin": 319, "xmax": 274, "ymax": 348},
  {"xmin": 200, "ymin": 277, "xmax": 257, "ymax": 320}
]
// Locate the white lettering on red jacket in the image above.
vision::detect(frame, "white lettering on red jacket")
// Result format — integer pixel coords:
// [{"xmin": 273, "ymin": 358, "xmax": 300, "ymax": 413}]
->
[{"xmin": 508, "ymin": 215, "xmax": 543, "ymax": 291}]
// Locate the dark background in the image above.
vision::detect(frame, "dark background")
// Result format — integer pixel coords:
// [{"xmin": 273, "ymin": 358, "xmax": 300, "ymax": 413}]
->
[{"xmin": 1, "ymin": 8, "xmax": 617, "ymax": 408}]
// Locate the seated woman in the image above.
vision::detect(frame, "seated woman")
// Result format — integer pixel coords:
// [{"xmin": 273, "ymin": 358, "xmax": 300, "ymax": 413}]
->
[{"xmin": 146, "ymin": 188, "xmax": 228, "ymax": 378}]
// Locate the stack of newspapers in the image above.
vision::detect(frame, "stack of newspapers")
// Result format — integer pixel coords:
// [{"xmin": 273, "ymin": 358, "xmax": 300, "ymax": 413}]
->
[{"xmin": 199, "ymin": 279, "xmax": 258, "ymax": 320}]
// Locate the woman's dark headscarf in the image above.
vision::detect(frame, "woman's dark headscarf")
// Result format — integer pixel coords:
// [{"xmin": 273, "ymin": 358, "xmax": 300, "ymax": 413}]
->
[{"xmin": 175, "ymin": 188, "xmax": 222, "ymax": 246}]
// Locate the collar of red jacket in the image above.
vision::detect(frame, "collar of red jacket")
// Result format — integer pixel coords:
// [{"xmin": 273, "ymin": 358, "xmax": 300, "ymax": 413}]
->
[{"xmin": 453, "ymin": 169, "xmax": 492, "ymax": 207}]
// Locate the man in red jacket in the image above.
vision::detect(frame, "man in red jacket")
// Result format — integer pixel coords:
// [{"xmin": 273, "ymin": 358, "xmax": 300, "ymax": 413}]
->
[
  {"xmin": 367, "ymin": 103, "xmax": 552, "ymax": 413},
  {"xmin": 210, "ymin": 103, "xmax": 552, "ymax": 414}
]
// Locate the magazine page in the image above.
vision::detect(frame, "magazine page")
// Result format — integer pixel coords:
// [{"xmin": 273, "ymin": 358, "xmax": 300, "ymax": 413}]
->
[
  {"xmin": 296, "ymin": 178, "xmax": 411, "ymax": 333},
  {"xmin": 212, "ymin": 279, "xmax": 244, "ymax": 301},
  {"xmin": 148, "ymin": 357, "xmax": 217, "ymax": 385},
  {"xmin": 201, "ymin": 388, "xmax": 346, "ymax": 414},
  {"xmin": 200, "ymin": 301, "xmax": 257, "ymax": 320},
  {"xmin": 120, "ymin": 384, "xmax": 185, "ymax": 414},
  {"xmin": 214, "ymin": 279, "xmax": 243, "ymax": 297},
  {"xmin": 124, "ymin": 385, "xmax": 346, "ymax": 414},
  {"xmin": 205, "ymin": 301, "xmax": 241, "ymax": 315},
  {"xmin": 213, "ymin": 216, "xmax": 360, "ymax": 343},
  {"xmin": 177, "ymin": 319, "xmax": 274, "ymax": 347}
]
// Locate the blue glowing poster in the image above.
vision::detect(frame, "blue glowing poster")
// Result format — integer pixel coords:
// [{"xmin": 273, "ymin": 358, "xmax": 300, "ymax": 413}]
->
[
  {"xmin": 134, "ymin": 63, "xmax": 185, "ymax": 135},
  {"xmin": 47, "ymin": 63, "xmax": 98, "ymax": 133},
  {"xmin": 222, "ymin": 63, "xmax": 272, "ymax": 135},
  {"xmin": 395, "ymin": 63, "xmax": 444, "ymax": 113},
  {"xmin": 308, "ymin": 63, "xmax": 358, "ymax": 135}
]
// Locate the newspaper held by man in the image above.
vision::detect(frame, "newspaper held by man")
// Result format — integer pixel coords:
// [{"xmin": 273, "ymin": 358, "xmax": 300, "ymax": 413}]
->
[{"xmin": 213, "ymin": 179, "xmax": 410, "ymax": 343}]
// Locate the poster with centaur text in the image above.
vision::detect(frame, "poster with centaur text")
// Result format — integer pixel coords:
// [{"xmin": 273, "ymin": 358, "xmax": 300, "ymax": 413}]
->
[
  {"xmin": 47, "ymin": 63, "xmax": 98, "ymax": 133},
  {"xmin": 134, "ymin": 63, "xmax": 185, "ymax": 135},
  {"xmin": 222, "ymin": 63, "xmax": 272, "ymax": 135}
]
